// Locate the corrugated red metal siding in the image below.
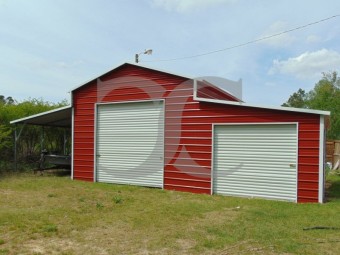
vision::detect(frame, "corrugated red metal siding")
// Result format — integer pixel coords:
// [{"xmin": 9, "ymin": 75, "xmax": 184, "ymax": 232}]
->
[
  {"xmin": 73, "ymin": 80, "xmax": 97, "ymax": 181},
  {"xmin": 72, "ymin": 64, "xmax": 321, "ymax": 203}
]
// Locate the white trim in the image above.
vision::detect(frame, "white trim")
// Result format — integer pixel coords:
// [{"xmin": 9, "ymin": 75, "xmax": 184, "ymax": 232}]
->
[
  {"xmin": 95, "ymin": 99, "xmax": 164, "ymax": 106},
  {"xmin": 194, "ymin": 96, "xmax": 330, "ymax": 116},
  {"xmin": 318, "ymin": 115, "xmax": 325, "ymax": 203},
  {"xmin": 212, "ymin": 122, "xmax": 298, "ymax": 202},
  {"xmin": 295, "ymin": 123, "xmax": 299, "ymax": 203},
  {"xmin": 71, "ymin": 107, "xmax": 74, "ymax": 180},
  {"xmin": 94, "ymin": 104, "xmax": 98, "ymax": 183},
  {"xmin": 10, "ymin": 105, "xmax": 72, "ymax": 124},
  {"xmin": 210, "ymin": 123, "xmax": 215, "ymax": 195},
  {"xmin": 162, "ymin": 100, "xmax": 165, "ymax": 190}
]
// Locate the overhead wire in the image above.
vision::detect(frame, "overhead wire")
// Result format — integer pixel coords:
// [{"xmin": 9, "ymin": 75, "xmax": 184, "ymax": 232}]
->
[{"xmin": 141, "ymin": 14, "xmax": 340, "ymax": 63}]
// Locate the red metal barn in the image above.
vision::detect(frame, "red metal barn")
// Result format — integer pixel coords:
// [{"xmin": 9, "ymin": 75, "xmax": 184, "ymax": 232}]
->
[
  {"xmin": 11, "ymin": 62, "xmax": 329, "ymax": 203},
  {"xmin": 69, "ymin": 63, "xmax": 328, "ymax": 203}
]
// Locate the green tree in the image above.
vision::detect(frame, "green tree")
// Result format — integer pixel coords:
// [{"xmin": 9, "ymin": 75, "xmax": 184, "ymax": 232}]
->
[
  {"xmin": 0, "ymin": 125, "xmax": 11, "ymax": 151},
  {"xmin": 281, "ymin": 88, "xmax": 308, "ymax": 108},
  {"xmin": 282, "ymin": 71, "xmax": 340, "ymax": 139},
  {"xmin": 0, "ymin": 96, "xmax": 70, "ymax": 171},
  {"xmin": 0, "ymin": 95, "xmax": 15, "ymax": 105}
]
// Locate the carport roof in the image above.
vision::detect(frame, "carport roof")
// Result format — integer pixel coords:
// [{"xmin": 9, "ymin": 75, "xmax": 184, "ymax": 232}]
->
[{"xmin": 10, "ymin": 105, "xmax": 72, "ymax": 128}]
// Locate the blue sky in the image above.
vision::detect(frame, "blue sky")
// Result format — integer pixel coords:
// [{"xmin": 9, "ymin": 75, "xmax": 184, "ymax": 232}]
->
[{"xmin": 0, "ymin": 0, "xmax": 340, "ymax": 106}]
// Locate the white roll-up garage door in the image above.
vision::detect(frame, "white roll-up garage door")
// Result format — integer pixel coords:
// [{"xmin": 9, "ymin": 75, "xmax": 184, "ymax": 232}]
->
[
  {"xmin": 213, "ymin": 123, "xmax": 297, "ymax": 202},
  {"xmin": 96, "ymin": 100, "xmax": 164, "ymax": 188}
]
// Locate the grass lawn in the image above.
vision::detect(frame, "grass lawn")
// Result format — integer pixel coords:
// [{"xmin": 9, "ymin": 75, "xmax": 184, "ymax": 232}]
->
[{"xmin": 0, "ymin": 171, "xmax": 339, "ymax": 255}]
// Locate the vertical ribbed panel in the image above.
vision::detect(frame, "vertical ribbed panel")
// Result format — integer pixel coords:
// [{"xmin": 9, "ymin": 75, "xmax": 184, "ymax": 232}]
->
[
  {"xmin": 96, "ymin": 101, "xmax": 164, "ymax": 188},
  {"xmin": 213, "ymin": 124, "xmax": 297, "ymax": 202}
]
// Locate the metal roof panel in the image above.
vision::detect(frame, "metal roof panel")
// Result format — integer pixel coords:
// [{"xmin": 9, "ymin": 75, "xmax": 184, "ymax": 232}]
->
[{"xmin": 10, "ymin": 105, "xmax": 72, "ymax": 127}]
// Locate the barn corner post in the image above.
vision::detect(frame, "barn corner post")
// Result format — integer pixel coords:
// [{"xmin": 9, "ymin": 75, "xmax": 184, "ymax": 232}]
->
[{"xmin": 319, "ymin": 115, "xmax": 326, "ymax": 203}]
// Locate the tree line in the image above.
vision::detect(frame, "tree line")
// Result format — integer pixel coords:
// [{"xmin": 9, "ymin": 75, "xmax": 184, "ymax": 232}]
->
[
  {"xmin": 282, "ymin": 71, "xmax": 340, "ymax": 139},
  {"xmin": 0, "ymin": 97, "xmax": 69, "ymax": 172}
]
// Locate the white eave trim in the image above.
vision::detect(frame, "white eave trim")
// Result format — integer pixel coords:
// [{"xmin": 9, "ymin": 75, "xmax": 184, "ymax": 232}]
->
[
  {"xmin": 194, "ymin": 96, "xmax": 330, "ymax": 116},
  {"xmin": 10, "ymin": 105, "xmax": 72, "ymax": 125}
]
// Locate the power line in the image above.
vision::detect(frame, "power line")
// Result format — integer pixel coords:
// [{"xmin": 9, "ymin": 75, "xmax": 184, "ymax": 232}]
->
[{"xmin": 141, "ymin": 14, "xmax": 340, "ymax": 63}]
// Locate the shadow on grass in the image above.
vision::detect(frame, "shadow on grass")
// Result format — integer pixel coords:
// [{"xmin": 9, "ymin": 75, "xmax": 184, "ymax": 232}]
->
[
  {"xmin": 0, "ymin": 167, "xmax": 71, "ymax": 178},
  {"xmin": 41, "ymin": 168, "xmax": 71, "ymax": 177}
]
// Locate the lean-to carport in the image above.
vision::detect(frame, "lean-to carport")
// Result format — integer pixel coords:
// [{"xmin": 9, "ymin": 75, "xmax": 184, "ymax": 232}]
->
[{"xmin": 10, "ymin": 106, "xmax": 72, "ymax": 171}]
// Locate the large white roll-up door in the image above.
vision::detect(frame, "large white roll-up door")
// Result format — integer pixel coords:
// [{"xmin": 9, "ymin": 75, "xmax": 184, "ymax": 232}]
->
[
  {"xmin": 213, "ymin": 124, "xmax": 297, "ymax": 202},
  {"xmin": 96, "ymin": 101, "xmax": 164, "ymax": 188}
]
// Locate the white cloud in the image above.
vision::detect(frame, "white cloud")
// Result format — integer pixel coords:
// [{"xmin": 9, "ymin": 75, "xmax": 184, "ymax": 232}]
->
[
  {"xmin": 268, "ymin": 49, "xmax": 340, "ymax": 80},
  {"xmin": 260, "ymin": 21, "xmax": 295, "ymax": 47},
  {"xmin": 150, "ymin": 0, "xmax": 236, "ymax": 13}
]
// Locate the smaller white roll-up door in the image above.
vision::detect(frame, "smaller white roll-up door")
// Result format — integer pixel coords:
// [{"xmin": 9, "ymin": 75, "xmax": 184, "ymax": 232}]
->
[
  {"xmin": 96, "ymin": 101, "xmax": 164, "ymax": 188},
  {"xmin": 213, "ymin": 124, "xmax": 297, "ymax": 202}
]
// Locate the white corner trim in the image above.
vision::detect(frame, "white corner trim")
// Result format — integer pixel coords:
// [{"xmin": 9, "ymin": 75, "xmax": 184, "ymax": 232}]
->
[
  {"xmin": 210, "ymin": 123, "xmax": 214, "ymax": 195},
  {"xmin": 318, "ymin": 115, "xmax": 325, "ymax": 203},
  {"xmin": 71, "ymin": 107, "xmax": 74, "ymax": 180},
  {"xmin": 94, "ymin": 104, "xmax": 98, "ymax": 183}
]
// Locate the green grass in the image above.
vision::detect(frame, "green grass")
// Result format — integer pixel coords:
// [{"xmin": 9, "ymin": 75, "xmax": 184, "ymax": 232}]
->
[{"xmin": 0, "ymin": 171, "xmax": 340, "ymax": 255}]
